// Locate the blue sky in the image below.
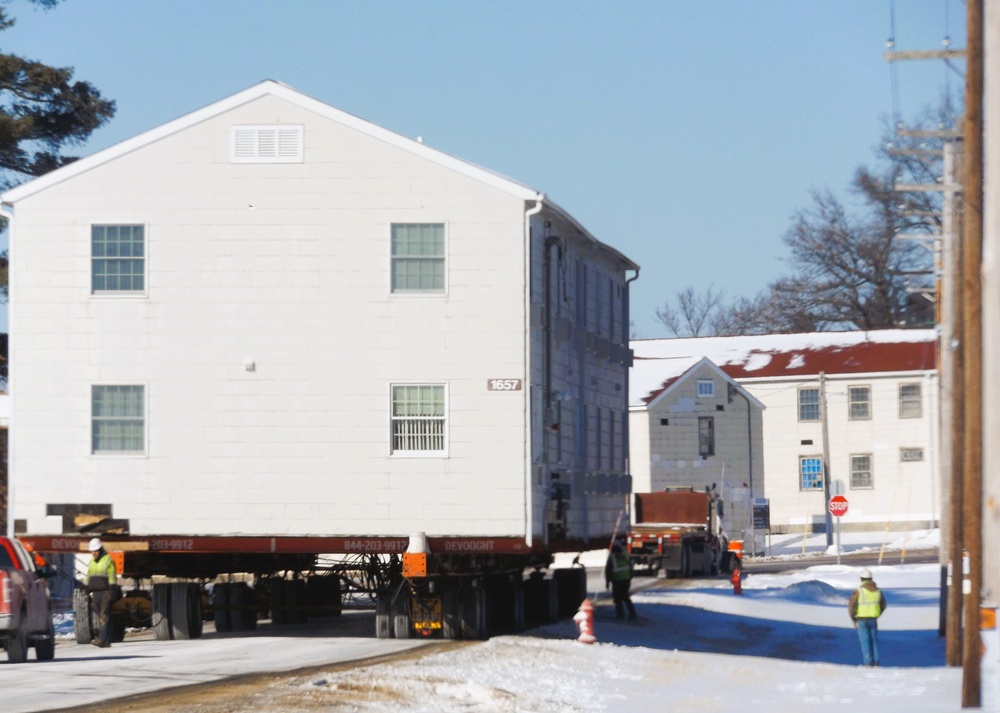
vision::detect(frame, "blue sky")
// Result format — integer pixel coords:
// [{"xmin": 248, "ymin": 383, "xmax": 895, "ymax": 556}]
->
[{"xmin": 1, "ymin": 0, "xmax": 962, "ymax": 336}]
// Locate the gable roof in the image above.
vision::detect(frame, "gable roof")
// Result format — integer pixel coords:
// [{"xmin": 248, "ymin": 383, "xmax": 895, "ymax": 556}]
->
[
  {"xmin": 631, "ymin": 329, "xmax": 936, "ymax": 382},
  {"xmin": 629, "ymin": 355, "xmax": 765, "ymax": 410},
  {"xmin": 1, "ymin": 80, "xmax": 638, "ymax": 271},
  {"xmin": 2, "ymin": 80, "xmax": 539, "ymax": 204}
]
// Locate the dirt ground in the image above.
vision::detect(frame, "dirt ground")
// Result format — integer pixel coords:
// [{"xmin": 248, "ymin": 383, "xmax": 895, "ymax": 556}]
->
[{"xmin": 55, "ymin": 642, "xmax": 469, "ymax": 713}]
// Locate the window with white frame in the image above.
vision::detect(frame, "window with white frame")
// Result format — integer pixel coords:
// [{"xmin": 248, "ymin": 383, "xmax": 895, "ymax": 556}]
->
[
  {"xmin": 231, "ymin": 125, "xmax": 303, "ymax": 163},
  {"xmin": 849, "ymin": 385, "xmax": 871, "ymax": 420},
  {"xmin": 92, "ymin": 385, "xmax": 145, "ymax": 453},
  {"xmin": 697, "ymin": 379, "xmax": 715, "ymax": 398},
  {"xmin": 391, "ymin": 384, "xmax": 446, "ymax": 454},
  {"xmin": 92, "ymin": 225, "xmax": 145, "ymax": 293},
  {"xmin": 899, "ymin": 383, "xmax": 922, "ymax": 418},
  {"xmin": 799, "ymin": 456, "xmax": 823, "ymax": 491},
  {"xmin": 391, "ymin": 224, "xmax": 445, "ymax": 293},
  {"xmin": 798, "ymin": 387, "xmax": 820, "ymax": 421},
  {"xmin": 851, "ymin": 453, "xmax": 873, "ymax": 488}
]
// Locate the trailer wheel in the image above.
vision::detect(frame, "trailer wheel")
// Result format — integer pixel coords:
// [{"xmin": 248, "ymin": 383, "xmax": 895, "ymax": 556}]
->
[
  {"xmin": 442, "ymin": 588, "xmax": 462, "ymax": 640},
  {"xmin": 681, "ymin": 545, "xmax": 691, "ymax": 578},
  {"xmin": 34, "ymin": 614, "xmax": 56, "ymax": 661},
  {"xmin": 212, "ymin": 583, "xmax": 231, "ymax": 633},
  {"xmin": 73, "ymin": 588, "xmax": 94, "ymax": 644},
  {"xmin": 512, "ymin": 581, "xmax": 525, "ymax": 632},
  {"xmin": 460, "ymin": 583, "xmax": 487, "ymax": 640},
  {"xmin": 392, "ymin": 588, "xmax": 412, "ymax": 639},
  {"xmin": 268, "ymin": 578, "xmax": 287, "ymax": 625},
  {"xmin": 375, "ymin": 595, "xmax": 394, "ymax": 639},
  {"xmin": 287, "ymin": 579, "xmax": 307, "ymax": 624},
  {"xmin": 231, "ymin": 582, "xmax": 258, "ymax": 631},
  {"xmin": 151, "ymin": 583, "xmax": 172, "ymax": 640},
  {"xmin": 169, "ymin": 582, "xmax": 202, "ymax": 640},
  {"xmin": 545, "ymin": 577, "xmax": 559, "ymax": 623},
  {"xmin": 554, "ymin": 568, "xmax": 586, "ymax": 619}
]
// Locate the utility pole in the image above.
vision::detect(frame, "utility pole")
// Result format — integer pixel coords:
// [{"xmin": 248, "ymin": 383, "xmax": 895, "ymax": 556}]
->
[
  {"xmin": 961, "ymin": 0, "xmax": 984, "ymax": 707},
  {"xmin": 819, "ymin": 372, "xmax": 833, "ymax": 547}
]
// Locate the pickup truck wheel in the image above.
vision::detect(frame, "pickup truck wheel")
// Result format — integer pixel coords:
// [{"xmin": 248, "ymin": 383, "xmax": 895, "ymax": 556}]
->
[
  {"xmin": 34, "ymin": 616, "xmax": 55, "ymax": 661},
  {"xmin": 73, "ymin": 588, "xmax": 94, "ymax": 644},
  {"xmin": 6, "ymin": 613, "xmax": 28, "ymax": 663}
]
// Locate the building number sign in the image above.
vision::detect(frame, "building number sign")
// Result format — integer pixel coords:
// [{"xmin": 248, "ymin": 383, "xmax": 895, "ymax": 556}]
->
[{"xmin": 487, "ymin": 379, "xmax": 522, "ymax": 391}]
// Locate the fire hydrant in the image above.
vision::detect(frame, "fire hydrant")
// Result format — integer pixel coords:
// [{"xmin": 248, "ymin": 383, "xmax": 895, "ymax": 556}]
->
[
  {"xmin": 731, "ymin": 564, "xmax": 743, "ymax": 595},
  {"xmin": 573, "ymin": 598, "xmax": 597, "ymax": 644}
]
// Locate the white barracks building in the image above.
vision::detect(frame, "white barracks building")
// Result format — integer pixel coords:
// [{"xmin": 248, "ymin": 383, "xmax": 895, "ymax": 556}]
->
[{"xmin": 1, "ymin": 81, "xmax": 638, "ymax": 547}]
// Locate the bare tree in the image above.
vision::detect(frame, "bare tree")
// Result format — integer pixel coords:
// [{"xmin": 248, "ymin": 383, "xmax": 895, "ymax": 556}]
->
[{"xmin": 655, "ymin": 286, "xmax": 725, "ymax": 337}]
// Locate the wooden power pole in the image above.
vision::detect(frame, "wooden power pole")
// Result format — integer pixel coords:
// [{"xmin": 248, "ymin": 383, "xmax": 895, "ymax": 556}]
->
[{"xmin": 961, "ymin": 0, "xmax": 985, "ymax": 707}]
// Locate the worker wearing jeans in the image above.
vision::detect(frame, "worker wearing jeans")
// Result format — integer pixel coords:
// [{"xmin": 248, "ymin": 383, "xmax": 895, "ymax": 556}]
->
[
  {"xmin": 848, "ymin": 568, "xmax": 887, "ymax": 666},
  {"xmin": 604, "ymin": 543, "xmax": 636, "ymax": 620}
]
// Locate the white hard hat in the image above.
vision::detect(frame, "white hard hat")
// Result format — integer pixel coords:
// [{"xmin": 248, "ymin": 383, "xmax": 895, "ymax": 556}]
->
[
  {"xmin": 88, "ymin": 537, "xmax": 103, "ymax": 552},
  {"xmin": 860, "ymin": 567, "xmax": 872, "ymax": 580}
]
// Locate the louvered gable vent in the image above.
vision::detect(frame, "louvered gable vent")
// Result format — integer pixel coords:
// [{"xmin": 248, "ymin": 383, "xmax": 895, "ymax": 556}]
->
[{"xmin": 231, "ymin": 125, "xmax": 303, "ymax": 163}]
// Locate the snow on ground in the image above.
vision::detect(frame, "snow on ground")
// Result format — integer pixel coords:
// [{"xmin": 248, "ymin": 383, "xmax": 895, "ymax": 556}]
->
[{"xmin": 266, "ymin": 530, "xmax": 961, "ymax": 712}]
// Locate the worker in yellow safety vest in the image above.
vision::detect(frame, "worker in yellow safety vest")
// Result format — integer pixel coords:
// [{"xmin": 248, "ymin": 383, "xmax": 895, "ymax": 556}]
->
[
  {"xmin": 85, "ymin": 537, "xmax": 118, "ymax": 648},
  {"xmin": 848, "ymin": 567, "xmax": 887, "ymax": 666},
  {"xmin": 604, "ymin": 543, "xmax": 636, "ymax": 620}
]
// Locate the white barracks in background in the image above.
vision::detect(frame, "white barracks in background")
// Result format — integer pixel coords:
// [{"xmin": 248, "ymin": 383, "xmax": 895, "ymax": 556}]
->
[
  {"xmin": 0, "ymin": 80, "xmax": 638, "ymax": 545},
  {"xmin": 631, "ymin": 330, "xmax": 937, "ymax": 534}
]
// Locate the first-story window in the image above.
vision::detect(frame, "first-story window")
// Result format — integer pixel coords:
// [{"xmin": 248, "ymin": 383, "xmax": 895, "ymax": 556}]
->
[
  {"xmin": 92, "ymin": 385, "xmax": 145, "ymax": 453},
  {"xmin": 698, "ymin": 416, "xmax": 715, "ymax": 457},
  {"xmin": 851, "ymin": 454, "xmax": 873, "ymax": 489},
  {"xmin": 799, "ymin": 456, "xmax": 823, "ymax": 491},
  {"xmin": 391, "ymin": 384, "xmax": 446, "ymax": 454}
]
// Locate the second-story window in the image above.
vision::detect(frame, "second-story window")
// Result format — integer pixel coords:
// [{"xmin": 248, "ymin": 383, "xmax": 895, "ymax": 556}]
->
[
  {"xmin": 92, "ymin": 225, "xmax": 145, "ymax": 293},
  {"xmin": 798, "ymin": 387, "xmax": 820, "ymax": 422},
  {"xmin": 697, "ymin": 379, "xmax": 715, "ymax": 398},
  {"xmin": 391, "ymin": 224, "xmax": 445, "ymax": 293},
  {"xmin": 849, "ymin": 385, "xmax": 871, "ymax": 420}
]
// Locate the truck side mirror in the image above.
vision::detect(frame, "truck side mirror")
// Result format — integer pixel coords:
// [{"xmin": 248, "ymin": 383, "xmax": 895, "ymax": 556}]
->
[{"xmin": 38, "ymin": 564, "xmax": 58, "ymax": 579}]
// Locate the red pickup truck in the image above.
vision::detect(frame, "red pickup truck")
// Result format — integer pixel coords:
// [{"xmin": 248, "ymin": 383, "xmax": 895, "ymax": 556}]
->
[{"xmin": 0, "ymin": 536, "xmax": 57, "ymax": 663}]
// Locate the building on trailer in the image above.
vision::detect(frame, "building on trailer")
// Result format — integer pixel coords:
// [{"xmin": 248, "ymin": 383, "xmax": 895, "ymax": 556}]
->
[
  {"xmin": 0, "ymin": 80, "xmax": 638, "ymax": 639},
  {"xmin": 631, "ymin": 330, "xmax": 937, "ymax": 535},
  {"xmin": 628, "ymin": 356, "xmax": 765, "ymax": 550}
]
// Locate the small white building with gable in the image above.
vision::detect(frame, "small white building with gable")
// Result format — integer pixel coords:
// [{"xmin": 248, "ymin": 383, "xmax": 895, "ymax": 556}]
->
[
  {"xmin": 632, "ymin": 330, "xmax": 938, "ymax": 535},
  {"xmin": 628, "ymin": 355, "xmax": 765, "ymax": 547}
]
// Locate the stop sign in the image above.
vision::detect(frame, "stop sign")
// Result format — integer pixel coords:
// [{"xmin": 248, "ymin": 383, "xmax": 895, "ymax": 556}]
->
[{"xmin": 829, "ymin": 495, "xmax": 849, "ymax": 517}]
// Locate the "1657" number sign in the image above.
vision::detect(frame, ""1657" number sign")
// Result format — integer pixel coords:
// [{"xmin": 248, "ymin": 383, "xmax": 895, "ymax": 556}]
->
[{"xmin": 487, "ymin": 379, "xmax": 522, "ymax": 391}]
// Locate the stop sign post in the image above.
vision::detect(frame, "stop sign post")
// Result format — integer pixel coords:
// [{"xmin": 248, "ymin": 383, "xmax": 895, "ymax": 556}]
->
[{"xmin": 829, "ymin": 495, "xmax": 848, "ymax": 563}]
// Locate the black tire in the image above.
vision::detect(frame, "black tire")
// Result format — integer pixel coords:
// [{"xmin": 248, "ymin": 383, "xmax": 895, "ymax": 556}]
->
[
  {"xmin": 681, "ymin": 545, "xmax": 691, "ymax": 578},
  {"xmin": 545, "ymin": 578, "xmax": 559, "ymax": 623},
  {"xmin": 269, "ymin": 578, "xmax": 287, "ymax": 625},
  {"xmin": 375, "ymin": 595, "xmax": 393, "ymax": 639},
  {"xmin": 554, "ymin": 568, "xmax": 587, "ymax": 619},
  {"xmin": 34, "ymin": 614, "xmax": 56, "ymax": 661},
  {"xmin": 73, "ymin": 588, "xmax": 94, "ymax": 644},
  {"xmin": 286, "ymin": 579, "xmax": 307, "ymax": 624},
  {"xmin": 442, "ymin": 588, "xmax": 462, "ymax": 640},
  {"xmin": 392, "ymin": 588, "xmax": 412, "ymax": 639},
  {"xmin": 169, "ymin": 582, "xmax": 202, "ymax": 640},
  {"xmin": 512, "ymin": 582, "xmax": 525, "ymax": 632},
  {"xmin": 6, "ymin": 616, "xmax": 28, "ymax": 663},
  {"xmin": 460, "ymin": 584, "xmax": 487, "ymax": 640},
  {"xmin": 152, "ymin": 583, "xmax": 173, "ymax": 641},
  {"xmin": 212, "ymin": 583, "xmax": 232, "ymax": 633},
  {"xmin": 231, "ymin": 582, "xmax": 258, "ymax": 631}
]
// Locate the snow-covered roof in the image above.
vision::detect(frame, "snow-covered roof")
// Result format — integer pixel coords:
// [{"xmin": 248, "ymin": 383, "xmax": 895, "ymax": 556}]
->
[
  {"xmin": 631, "ymin": 329, "xmax": 936, "ymax": 384},
  {"xmin": 629, "ymin": 355, "xmax": 765, "ymax": 410}
]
